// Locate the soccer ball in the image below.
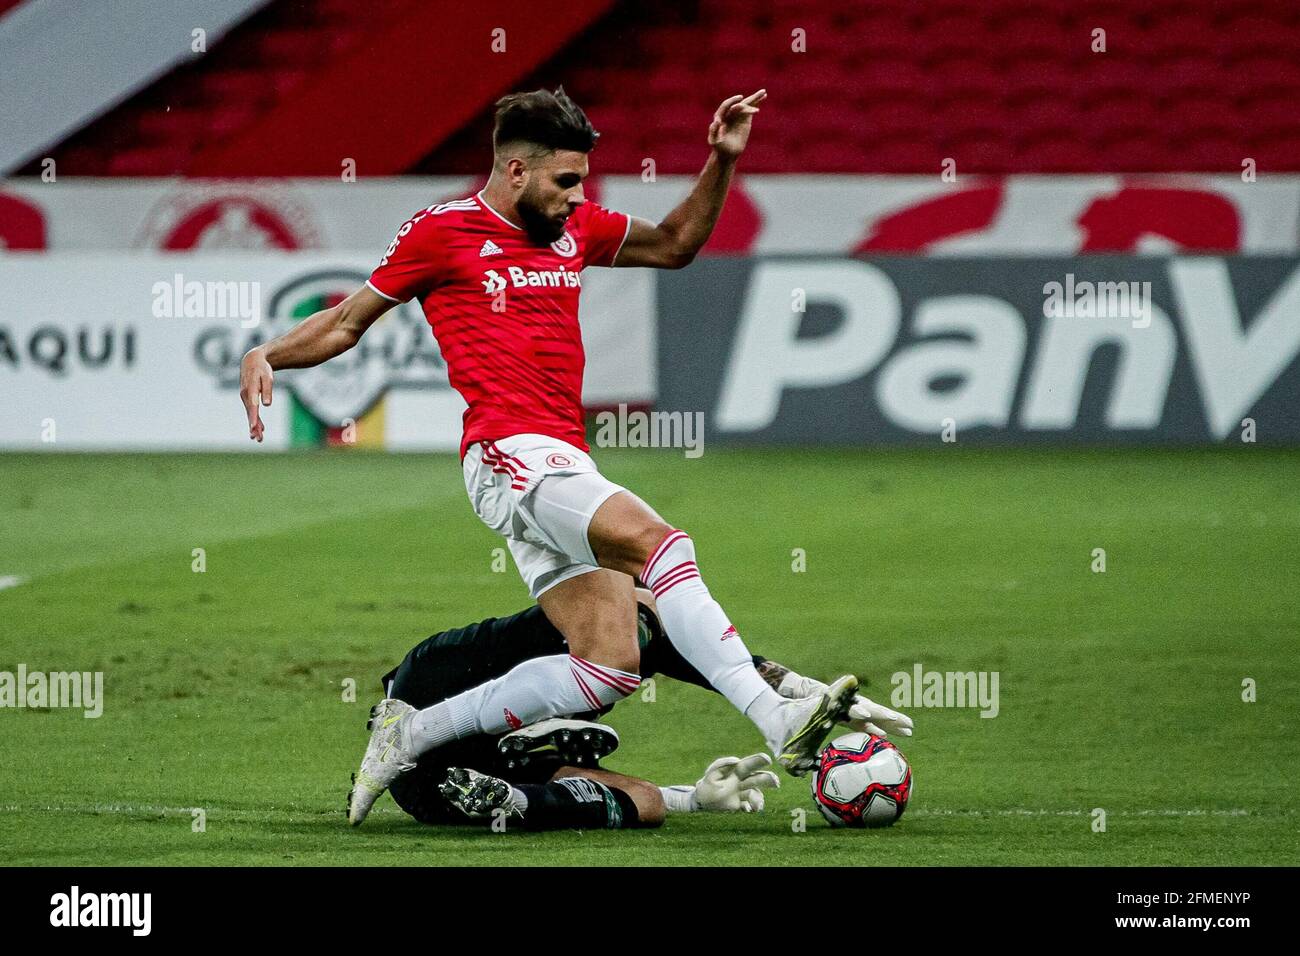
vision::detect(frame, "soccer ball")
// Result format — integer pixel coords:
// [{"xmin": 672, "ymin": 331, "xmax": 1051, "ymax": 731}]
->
[{"xmin": 811, "ymin": 732, "xmax": 913, "ymax": 828}]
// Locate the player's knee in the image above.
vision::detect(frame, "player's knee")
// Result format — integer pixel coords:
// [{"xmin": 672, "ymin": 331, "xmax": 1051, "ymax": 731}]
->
[
  {"xmin": 588, "ymin": 596, "xmax": 639, "ymax": 671},
  {"xmin": 639, "ymin": 527, "xmax": 709, "ymax": 600},
  {"xmin": 545, "ymin": 572, "xmax": 641, "ymax": 674},
  {"xmin": 623, "ymin": 779, "xmax": 665, "ymax": 828},
  {"xmin": 640, "ymin": 520, "xmax": 680, "ymax": 559},
  {"xmin": 570, "ymin": 614, "xmax": 640, "ymax": 675},
  {"xmin": 605, "ymin": 626, "xmax": 641, "ymax": 675},
  {"xmin": 635, "ymin": 521, "xmax": 686, "ymax": 574}
]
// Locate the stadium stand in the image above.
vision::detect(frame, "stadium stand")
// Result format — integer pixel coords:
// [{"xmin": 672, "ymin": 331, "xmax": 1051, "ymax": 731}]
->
[{"xmin": 12, "ymin": 0, "xmax": 1300, "ymax": 175}]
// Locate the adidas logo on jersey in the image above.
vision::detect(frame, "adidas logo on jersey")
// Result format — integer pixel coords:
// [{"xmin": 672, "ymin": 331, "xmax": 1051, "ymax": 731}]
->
[{"xmin": 479, "ymin": 239, "xmax": 504, "ymax": 258}]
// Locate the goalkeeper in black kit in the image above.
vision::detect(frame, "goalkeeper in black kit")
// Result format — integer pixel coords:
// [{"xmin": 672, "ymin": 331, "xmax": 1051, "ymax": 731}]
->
[{"xmin": 356, "ymin": 589, "xmax": 913, "ymax": 832}]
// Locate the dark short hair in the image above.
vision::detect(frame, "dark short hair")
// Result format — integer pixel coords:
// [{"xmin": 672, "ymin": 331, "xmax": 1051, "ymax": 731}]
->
[{"xmin": 492, "ymin": 86, "xmax": 599, "ymax": 156}]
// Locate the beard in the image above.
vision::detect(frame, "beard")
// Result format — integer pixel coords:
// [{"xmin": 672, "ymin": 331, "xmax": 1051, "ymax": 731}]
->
[{"xmin": 517, "ymin": 193, "xmax": 567, "ymax": 245}]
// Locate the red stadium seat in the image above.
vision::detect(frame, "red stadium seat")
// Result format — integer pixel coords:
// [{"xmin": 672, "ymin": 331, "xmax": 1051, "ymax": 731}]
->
[
  {"xmin": 132, "ymin": 109, "xmax": 208, "ymax": 143},
  {"xmin": 643, "ymin": 68, "xmax": 699, "ymax": 103},
  {"xmin": 707, "ymin": 24, "xmax": 773, "ymax": 61},
  {"xmin": 107, "ymin": 145, "xmax": 194, "ymax": 176},
  {"xmin": 1016, "ymin": 136, "xmax": 1093, "ymax": 173},
  {"xmin": 869, "ymin": 137, "xmax": 947, "ymax": 174},
  {"xmin": 1003, "ymin": 60, "xmax": 1074, "ymax": 106},
  {"xmin": 196, "ymin": 70, "xmax": 275, "ymax": 106},
  {"xmin": 851, "ymin": 58, "xmax": 934, "ymax": 102}
]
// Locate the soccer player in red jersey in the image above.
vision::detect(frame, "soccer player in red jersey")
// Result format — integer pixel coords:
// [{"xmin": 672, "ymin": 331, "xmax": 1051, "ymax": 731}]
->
[{"xmin": 238, "ymin": 88, "xmax": 875, "ymax": 825}]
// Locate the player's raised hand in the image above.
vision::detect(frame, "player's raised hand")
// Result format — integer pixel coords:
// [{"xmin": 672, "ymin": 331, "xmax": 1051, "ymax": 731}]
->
[
  {"xmin": 239, "ymin": 347, "xmax": 273, "ymax": 442},
  {"xmin": 693, "ymin": 753, "xmax": 780, "ymax": 812},
  {"xmin": 847, "ymin": 694, "xmax": 914, "ymax": 739},
  {"xmin": 708, "ymin": 89, "xmax": 766, "ymax": 159}
]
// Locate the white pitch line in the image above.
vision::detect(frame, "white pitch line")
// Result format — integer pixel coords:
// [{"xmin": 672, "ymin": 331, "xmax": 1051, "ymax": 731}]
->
[
  {"xmin": 0, "ymin": 803, "xmax": 1269, "ymax": 819},
  {"xmin": 0, "ymin": 575, "xmax": 26, "ymax": 591},
  {"xmin": 907, "ymin": 808, "xmax": 1256, "ymax": 818},
  {"xmin": 0, "ymin": 803, "xmax": 404, "ymax": 819}
]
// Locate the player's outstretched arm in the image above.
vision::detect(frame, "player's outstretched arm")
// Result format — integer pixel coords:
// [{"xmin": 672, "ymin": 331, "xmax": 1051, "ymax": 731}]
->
[
  {"xmin": 239, "ymin": 285, "xmax": 392, "ymax": 442},
  {"xmin": 613, "ymin": 89, "xmax": 766, "ymax": 270}
]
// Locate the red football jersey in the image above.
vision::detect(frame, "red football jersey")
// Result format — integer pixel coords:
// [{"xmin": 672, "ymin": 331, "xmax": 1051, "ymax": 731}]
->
[{"xmin": 367, "ymin": 191, "xmax": 631, "ymax": 457}]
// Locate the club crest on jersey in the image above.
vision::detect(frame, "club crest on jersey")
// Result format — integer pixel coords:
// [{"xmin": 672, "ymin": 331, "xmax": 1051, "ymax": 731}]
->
[
  {"xmin": 546, "ymin": 453, "xmax": 574, "ymax": 468},
  {"xmin": 550, "ymin": 231, "xmax": 576, "ymax": 258}
]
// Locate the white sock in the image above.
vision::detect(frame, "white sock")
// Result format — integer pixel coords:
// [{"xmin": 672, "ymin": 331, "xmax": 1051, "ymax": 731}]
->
[
  {"xmin": 407, "ymin": 653, "xmax": 640, "ymax": 755},
  {"xmin": 741, "ymin": 690, "xmax": 787, "ymax": 740},
  {"xmin": 509, "ymin": 786, "xmax": 529, "ymax": 814},
  {"xmin": 641, "ymin": 530, "xmax": 785, "ymax": 743},
  {"xmin": 660, "ymin": 785, "xmax": 699, "ymax": 812}
]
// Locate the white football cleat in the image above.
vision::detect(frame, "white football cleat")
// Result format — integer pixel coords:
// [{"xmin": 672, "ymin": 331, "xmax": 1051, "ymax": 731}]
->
[
  {"xmin": 497, "ymin": 718, "xmax": 619, "ymax": 770},
  {"xmin": 771, "ymin": 674, "xmax": 859, "ymax": 776},
  {"xmin": 346, "ymin": 698, "xmax": 417, "ymax": 826}
]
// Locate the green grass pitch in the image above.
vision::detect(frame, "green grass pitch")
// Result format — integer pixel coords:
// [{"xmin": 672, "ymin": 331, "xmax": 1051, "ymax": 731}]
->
[{"xmin": 1, "ymin": 447, "xmax": 1297, "ymax": 866}]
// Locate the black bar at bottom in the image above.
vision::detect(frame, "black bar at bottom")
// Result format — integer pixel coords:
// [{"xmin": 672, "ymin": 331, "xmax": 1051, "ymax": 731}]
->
[{"xmin": 0, "ymin": 866, "xmax": 1285, "ymax": 940}]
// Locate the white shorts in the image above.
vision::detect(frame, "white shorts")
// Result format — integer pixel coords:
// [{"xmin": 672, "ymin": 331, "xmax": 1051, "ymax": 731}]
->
[{"xmin": 462, "ymin": 434, "xmax": 626, "ymax": 599}]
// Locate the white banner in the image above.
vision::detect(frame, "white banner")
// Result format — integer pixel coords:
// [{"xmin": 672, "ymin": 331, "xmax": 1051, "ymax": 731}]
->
[
  {"xmin": 3, "ymin": 175, "xmax": 1298, "ymax": 255},
  {"xmin": 0, "ymin": 254, "xmax": 652, "ymax": 450}
]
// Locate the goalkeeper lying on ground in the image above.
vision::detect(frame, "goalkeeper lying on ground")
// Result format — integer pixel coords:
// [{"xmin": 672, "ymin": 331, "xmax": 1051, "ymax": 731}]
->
[{"xmin": 358, "ymin": 589, "xmax": 912, "ymax": 831}]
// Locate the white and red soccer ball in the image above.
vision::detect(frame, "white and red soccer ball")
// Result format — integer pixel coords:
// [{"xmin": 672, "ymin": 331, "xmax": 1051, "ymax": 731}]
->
[{"xmin": 812, "ymin": 732, "xmax": 913, "ymax": 828}]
